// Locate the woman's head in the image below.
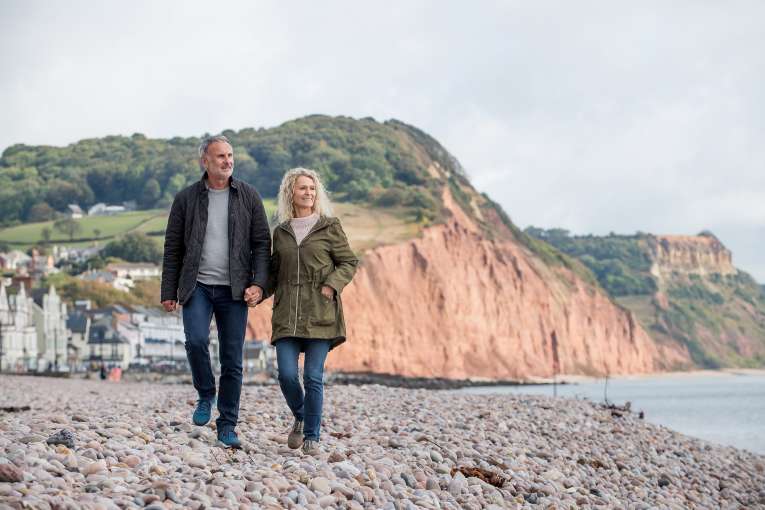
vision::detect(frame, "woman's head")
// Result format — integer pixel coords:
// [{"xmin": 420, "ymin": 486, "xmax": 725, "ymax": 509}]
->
[{"xmin": 277, "ymin": 167, "xmax": 333, "ymax": 223}]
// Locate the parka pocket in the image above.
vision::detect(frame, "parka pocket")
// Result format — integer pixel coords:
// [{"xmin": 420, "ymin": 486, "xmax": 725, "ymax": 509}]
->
[{"xmin": 310, "ymin": 288, "xmax": 336, "ymax": 326}]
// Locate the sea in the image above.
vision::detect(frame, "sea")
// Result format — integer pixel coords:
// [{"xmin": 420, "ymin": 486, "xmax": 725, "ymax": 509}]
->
[{"xmin": 455, "ymin": 371, "xmax": 765, "ymax": 455}]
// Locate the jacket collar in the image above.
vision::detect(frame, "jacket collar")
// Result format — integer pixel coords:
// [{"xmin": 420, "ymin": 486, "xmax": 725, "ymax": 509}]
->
[{"xmin": 199, "ymin": 172, "xmax": 239, "ymax": 191}]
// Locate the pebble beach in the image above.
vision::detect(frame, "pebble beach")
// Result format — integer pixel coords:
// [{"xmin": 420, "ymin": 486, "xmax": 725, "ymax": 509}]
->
[{"xmin": 1, "ymin": 375, "xmax": 764, "ymax": 509}]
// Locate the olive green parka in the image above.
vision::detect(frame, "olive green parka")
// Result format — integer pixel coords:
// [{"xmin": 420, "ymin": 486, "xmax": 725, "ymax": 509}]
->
[{"xmin": 267, "ymin": 215, "xmax": 358, "ymax": 349}]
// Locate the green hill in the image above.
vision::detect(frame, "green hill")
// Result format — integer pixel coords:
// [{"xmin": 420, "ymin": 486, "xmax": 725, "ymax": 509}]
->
[
  {"xmin": 0, "ymin": 116, "xmax": 455, "ymax": 229},
  {"xmin": 0, "ymin": 115, "xmax": 515, "ymax": 255}
]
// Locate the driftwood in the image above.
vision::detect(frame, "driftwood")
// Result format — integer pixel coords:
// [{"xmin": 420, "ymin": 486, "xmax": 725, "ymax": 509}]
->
[
  {"xmin": 0, "ymin": 405, "xmax": 30, "ymax": 413},
  {"xmin": 600, "ymin": 401, "xmax": 635, "ymax": 418},
  {"xmin": 450, "ymin": 466, "xmax": 507, "ymax": 488}
]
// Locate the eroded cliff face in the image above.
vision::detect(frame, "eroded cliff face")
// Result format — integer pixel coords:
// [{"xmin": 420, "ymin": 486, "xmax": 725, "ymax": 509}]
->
[
  {"xmin": 639, "ymin": 235, "xmax": 765, "ymax": 368},
  {"xmin": 248, "ymin": 199, "xmax": 690, "ymax": 379},
  {"xmin": 647, "ymin": 235, "xmax": 736, "ymax": 280}
]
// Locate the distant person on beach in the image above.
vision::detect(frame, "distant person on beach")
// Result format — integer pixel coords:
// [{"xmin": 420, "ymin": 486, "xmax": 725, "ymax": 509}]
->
[
  {"xmin": 266, "ymin": 168, "xmax": 358, "ymax": 455},
  {"xmin": 160, "ymin": 135, "xmax": 271, "ymax": 449}
]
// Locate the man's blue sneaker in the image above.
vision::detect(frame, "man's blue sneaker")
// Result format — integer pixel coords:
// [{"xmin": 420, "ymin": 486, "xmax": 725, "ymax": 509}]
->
[
  {"xmin": 217, "ymin": 428, "xmax": 242, "ymax": 449},
  {"xmin": 192, "ymin": 398, "xmax": 215, "ymax": 426}
]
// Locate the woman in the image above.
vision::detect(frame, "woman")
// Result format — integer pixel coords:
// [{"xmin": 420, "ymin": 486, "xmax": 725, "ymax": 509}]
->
[{"xmin": 267, "ymin": 167, "xmax": 358, "ymax": 455}]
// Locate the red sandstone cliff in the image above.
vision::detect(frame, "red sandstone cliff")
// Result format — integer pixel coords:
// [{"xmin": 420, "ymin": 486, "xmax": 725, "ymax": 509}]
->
[{"xmin": 247, "ymin": 193, "xmax": 690, "ymax": 380}]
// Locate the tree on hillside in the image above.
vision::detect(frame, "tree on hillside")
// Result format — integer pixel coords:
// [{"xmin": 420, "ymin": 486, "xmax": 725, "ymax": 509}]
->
[
  {"xmin": 45, "ymin": 179, "xmax": 94, "ymax": 211},
  {"xmin": 139, "ymin": 178, "xmax": 161, "ymax": 208},
  {"xmin": 103, "ymin": 232, "xmax": 162, "ymax": 263},
  {"xmin": 93, "ymin": 228, "xmax": 101, "ymax": 240},
  {"xmin": 41, "ymin": 227, "xmax": 52, "ymax": 245},
  {"xmin": 27, "ymin": 202, "xmax": 56, "ymax": 222},
  {"xmin": 54, "ymin": 217, "xmax": 82, "ymax": 241}
]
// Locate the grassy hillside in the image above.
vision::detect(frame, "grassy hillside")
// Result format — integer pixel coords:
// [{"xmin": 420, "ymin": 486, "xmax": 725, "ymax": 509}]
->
[
  {"xmin": 0, "ymin": 200, "xmax": 277, "ymax": 250},
  {"xmin": 0, "ymin": 210, "xmax": 164, "ymax": 245},
  {"xmin": 0, "ymin": 116, "xmax": 453, "ymax": 229}
]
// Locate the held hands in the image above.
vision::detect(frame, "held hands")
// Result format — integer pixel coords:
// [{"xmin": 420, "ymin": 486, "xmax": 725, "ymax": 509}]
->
[
  {"xmin": 161, "ymin": 300, "xmax": 177, "ymax": 312},
  {"xmin": 321, "ymin": 285, "xmax": 335, "ymax": 301},
  {"xmin": 244, "ymin": 285, "xmax": 263, "ymax": 307}
]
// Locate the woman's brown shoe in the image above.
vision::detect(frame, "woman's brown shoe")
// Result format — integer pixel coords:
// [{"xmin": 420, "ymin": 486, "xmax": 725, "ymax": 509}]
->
[
  {"xmin": 288, "ymin": 419, "xmax": 304, "ymax": 449},
  {"xmin": 301, "ymin": 439, "xmax": 320, "ymax": 455}
]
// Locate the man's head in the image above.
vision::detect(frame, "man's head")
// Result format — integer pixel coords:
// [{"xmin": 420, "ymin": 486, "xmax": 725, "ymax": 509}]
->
[{"xmin": 199, "ymin": 135, "xmax": 234, "ymax": 182}]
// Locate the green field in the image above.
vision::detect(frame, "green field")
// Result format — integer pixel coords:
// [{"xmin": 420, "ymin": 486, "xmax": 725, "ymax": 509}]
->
[
  {"xmin": 0, "ymin": 199, "xmax": 278, "ymax": 249},
  {"xmin": 0, "ymin": 210, "xmax": 165, "ymax": 244}
]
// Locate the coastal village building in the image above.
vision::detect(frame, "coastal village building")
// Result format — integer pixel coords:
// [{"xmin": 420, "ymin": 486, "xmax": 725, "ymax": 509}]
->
[
  {"xmin": 87, "ymin": 315, "xmax": 131, "ymax": 367},
  {"xmin": 53, "ymin": 245, "xmax": 103, "ymax": 264},
  {"xmin": 0, "ymin": 283, "xmax": 38, "ymax": 371},
  {"xmin": 130, "ymin": 307, "xmax": 186, "ymax": 362},
  {"xmin": 244, "ymin": 340, "xmax": 275, "ymax": 373},
  {"xmin": 77, "ymin": 270, "xmax": 132, "ymax": 292},
  {"xmin": 67, "ymin": 204, "xmax": 84, "ymax": 219},
  {"xmin": 66, "ymin": 310, "xmax": 90, "ymax": 370},
  {"xmin": 87, "ymin": 203, "xmax": 126, "ymax": 216},
  {"xmin": 31, "ymin": 285, "xmax": 70, "ymax": 371},
  {"xmin": 0, "ymin": 250, "xmax": 32, "ymax": 271},
  {"xmin": 78, "ymin": 263, "xmax": 160, "ymax": 292},
  {"xmin": 105, "ymin": 262, "xmax": 161, "ymax": 281}
]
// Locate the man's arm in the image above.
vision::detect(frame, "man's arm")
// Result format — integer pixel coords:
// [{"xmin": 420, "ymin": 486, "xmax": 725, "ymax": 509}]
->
[
  {"xmin": 249, "ymin": 189, "xmax": 272, "ymax": 291},
  {"xmin": 160, "ymin": 194, "xmax": 186, "ymax": 304}
]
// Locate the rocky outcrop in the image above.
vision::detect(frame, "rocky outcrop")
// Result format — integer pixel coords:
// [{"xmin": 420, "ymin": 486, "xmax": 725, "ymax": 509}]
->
[
  {"xmin": 248, "ymin": 196, "xmax": 690, "ymax": 380},
  {"xmin": 647, "ymin": 235, "xmax": 736, "ymax": 279}
]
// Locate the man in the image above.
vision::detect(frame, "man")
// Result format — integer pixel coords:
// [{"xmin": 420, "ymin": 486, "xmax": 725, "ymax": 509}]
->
[{"xmin": 161, "ymin": 135, "xmax": 270, "ymax": 448}]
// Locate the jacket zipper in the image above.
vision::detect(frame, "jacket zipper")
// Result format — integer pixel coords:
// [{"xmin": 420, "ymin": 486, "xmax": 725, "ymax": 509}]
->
[{"xmin": 293, "ymin": 246, "xmax": 300, "ymax": 335}]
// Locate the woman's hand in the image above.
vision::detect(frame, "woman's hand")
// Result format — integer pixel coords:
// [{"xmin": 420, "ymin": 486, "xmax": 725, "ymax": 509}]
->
[{"xmin": 321, "ymin": 285, "xmax": 335, "ymax": 301}]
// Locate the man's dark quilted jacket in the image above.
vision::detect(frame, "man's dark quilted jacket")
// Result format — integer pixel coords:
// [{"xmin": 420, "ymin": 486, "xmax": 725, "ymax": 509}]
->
[{"xmin": 160, "ymin": 173, "xmax": 271, "ymax": 304}]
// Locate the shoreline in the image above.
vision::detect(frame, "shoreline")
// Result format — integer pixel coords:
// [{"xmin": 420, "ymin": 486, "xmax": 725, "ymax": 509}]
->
[
  {"xmin": 326, "ymin": 367, "xmax": 765, "ymax": 389},
  {"xmin": 1, "ymin": 375, "xmax": 763, "ymax": 509},
  {"xmin": 4, "ymin": 367, "xmax": 764, "ymax": 389}
]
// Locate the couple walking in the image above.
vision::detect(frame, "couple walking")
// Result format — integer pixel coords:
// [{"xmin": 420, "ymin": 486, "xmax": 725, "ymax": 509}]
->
[{"xmin": 160, "ymin": 135, "xmax": 357, "ymax": 453}]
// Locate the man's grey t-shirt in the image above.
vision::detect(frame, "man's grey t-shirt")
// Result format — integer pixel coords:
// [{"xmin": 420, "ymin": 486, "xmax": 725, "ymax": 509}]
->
[{"xmin": 197, "ymin": 186, "xmax": 230, "ymax": 286}]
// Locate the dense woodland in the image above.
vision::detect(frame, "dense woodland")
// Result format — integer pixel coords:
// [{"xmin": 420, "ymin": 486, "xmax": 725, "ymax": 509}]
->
[
  {"xmin": 0, "ymin": 116, "xmax": 453, "ymax": 228},
  {"xmin": 524, "ymin": 227, "xmax": 658, "ymax": 296}
]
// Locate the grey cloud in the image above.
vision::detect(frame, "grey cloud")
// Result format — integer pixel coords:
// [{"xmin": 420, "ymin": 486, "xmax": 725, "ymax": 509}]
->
[{"xmin": 1, "ymin": 0, "xmax": 762, "ymax": 280}]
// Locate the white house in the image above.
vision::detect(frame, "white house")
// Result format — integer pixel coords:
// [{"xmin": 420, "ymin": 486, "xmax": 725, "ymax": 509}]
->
[
  {"xmin": 0, "ymin": 283, "xmax": 38, "ymax": 372},
  {"xmin": 88, "ymin": 203, "xmax": 126, "ymax": 216},
  {"xmin": 31, "ymin": 285, "xmax": 70, "ymax": 371},
  {"xmin": 67, "ymin": 204, "xmax": 84, "ymax": 219},
  {"xmin": 105, "ymin": 262, "xmax": 161, "ymax": 281},
  {"xmin": 78, "ymin": 270, "xmax": 133, "ymax": 292},
  {"xmin": 0, "ymin": 250, "xmax": 32, "ymax": 271}
]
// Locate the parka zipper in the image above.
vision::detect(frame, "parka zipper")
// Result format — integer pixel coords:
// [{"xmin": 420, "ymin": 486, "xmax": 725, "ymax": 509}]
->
[{"xmin": 293, "ymin": 246, "xmax": 300, "ymax": 335}]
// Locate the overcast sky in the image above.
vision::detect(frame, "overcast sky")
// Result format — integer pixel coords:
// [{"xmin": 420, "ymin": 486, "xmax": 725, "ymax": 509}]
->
[{"xmin": 1, "ymin": 1, "xmax": 763, "ymax": 281}]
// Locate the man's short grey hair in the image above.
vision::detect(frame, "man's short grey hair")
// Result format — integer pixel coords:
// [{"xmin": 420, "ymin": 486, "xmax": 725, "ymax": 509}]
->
[{"xmin": 198, "ymin": 135, "xmax": 232, "ymax": 159}]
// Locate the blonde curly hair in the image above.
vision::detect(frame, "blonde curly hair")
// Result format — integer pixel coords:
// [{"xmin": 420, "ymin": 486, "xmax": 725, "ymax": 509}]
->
[{"xmin": 276, "ymin": 167, "xmax": 333, "ymax": 223}]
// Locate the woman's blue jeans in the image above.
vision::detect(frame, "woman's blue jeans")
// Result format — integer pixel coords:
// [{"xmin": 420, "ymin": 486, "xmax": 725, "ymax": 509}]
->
[
  {"xmin": 182, "ymin": 282, "xmax": 248, "ymax": 431},
  {"xmin": 275, "ymin": 337, "xmax": 332, "ymax": 441}
]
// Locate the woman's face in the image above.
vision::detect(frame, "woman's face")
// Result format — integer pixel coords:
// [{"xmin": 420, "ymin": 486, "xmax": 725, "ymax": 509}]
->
[{"xmin": 292, "ymin": 175, "xmax": 316, "ymax": 211}]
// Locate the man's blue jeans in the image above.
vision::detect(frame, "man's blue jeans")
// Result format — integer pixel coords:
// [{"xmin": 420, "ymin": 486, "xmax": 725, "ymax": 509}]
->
[
  {"xmin": 182, "ymin": 282, "xmax": 248, "ymax": 431},
  {"xmin": 275, "ymin": 338, "xmax": 332, "ymax": 441}
]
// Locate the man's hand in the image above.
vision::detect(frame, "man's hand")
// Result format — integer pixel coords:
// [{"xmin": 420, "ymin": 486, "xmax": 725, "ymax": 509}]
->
[
  {"xmin": 162, "ymin": 300, "xmax": 177, "ymax": 312},
  {"xmin": 244, "ymin": 285, "xmax": 263, "ymax": 307},
  {"xmin": 321, "ymin": 285, "xmax": 335, "ymax": 301}
]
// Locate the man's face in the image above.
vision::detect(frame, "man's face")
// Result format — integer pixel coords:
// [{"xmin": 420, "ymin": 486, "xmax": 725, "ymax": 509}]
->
[{"xmin": 202, "ymin": 141, "xmax": 234, "ymax": 181}]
